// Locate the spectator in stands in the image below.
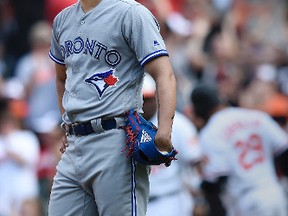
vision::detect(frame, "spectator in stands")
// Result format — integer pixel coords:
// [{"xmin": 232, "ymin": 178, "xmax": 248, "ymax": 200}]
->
[
  {"xmin": 14, "ymin": 20, "xmax": 61, "ymax": 134},
  {"xmin": 0, "ymin": 98, "xmax": 40, "ymax": 216}
]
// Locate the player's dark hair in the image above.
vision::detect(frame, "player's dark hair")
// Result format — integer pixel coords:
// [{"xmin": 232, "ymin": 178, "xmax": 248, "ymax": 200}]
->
[{"xmin": 190, "ymin": 84, "xmax": 220, "ymax": 121}]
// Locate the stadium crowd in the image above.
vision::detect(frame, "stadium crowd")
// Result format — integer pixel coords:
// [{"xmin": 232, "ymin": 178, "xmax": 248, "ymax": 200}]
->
[{"xmin": 0, "ymin": 0, "xmax": 287, "ymax": 215}]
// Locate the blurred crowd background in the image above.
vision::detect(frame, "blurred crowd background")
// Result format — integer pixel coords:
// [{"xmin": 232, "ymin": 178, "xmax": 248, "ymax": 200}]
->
[{"xmin": 0, "ymin": 0, "xmax": 287, "ymax": 215}]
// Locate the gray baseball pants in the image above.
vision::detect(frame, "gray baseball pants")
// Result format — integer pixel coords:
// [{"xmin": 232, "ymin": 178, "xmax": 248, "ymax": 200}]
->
[{"xmin": 48, "ymin": 128, "xmax": 150, "ymax": 216}]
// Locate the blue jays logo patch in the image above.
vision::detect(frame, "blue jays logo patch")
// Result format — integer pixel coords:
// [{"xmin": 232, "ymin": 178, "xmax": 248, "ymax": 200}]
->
[{"xmin": 85, "ymin": 68, "xmax": 118, "ymax": 98}]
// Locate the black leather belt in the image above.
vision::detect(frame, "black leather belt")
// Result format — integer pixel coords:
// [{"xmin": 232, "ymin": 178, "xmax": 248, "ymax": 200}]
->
[{"xmin": 66, "ymin": 118, "xmax": 117, "ymax": 136}]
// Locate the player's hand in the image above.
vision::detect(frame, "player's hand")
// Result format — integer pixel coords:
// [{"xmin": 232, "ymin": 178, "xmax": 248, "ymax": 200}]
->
[
  {"xmin": 60, "ymin": 134, "xmax": 68, "ymax": 154},
  {"xmin": 154, "ymin": 132, "xmax": 177, "ymax": 167},
  {"xmin": 154, "ymin": 132, "xmax": 173, "ymax": 153}
]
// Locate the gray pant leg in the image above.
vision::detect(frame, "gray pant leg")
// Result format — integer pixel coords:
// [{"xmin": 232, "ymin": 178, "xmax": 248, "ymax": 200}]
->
[
  {"xmin": 48, "ymin": 171, "xmax": 98, "ymax": 216},
  {"xmin": 92, "ymin": 159, "xmax": 150, "ymax": 216},
  {"xmin": 81, "ymin": 130, "xmax": 150, "ymax": 216}
]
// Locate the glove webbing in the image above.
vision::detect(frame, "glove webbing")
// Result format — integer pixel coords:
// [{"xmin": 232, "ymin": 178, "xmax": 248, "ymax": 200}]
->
[{"xmin": 121, "ymin": 111, "xmax": 141, "ymax": 157}]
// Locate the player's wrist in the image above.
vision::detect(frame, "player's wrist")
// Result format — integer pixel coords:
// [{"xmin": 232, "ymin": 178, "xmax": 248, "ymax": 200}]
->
[{"xmin": 154, "ymin": 135, "xmax": 173, "ymax": 152}]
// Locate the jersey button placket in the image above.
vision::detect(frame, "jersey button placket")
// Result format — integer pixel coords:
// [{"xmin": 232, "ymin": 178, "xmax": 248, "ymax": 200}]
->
[{"xmin": 78, "ymin": 19, "xmax": 84, "ymax": 36}]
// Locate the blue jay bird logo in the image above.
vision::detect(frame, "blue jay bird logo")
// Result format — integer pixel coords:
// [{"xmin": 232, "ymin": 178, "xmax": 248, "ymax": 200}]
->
[{"xmin": 85, "ymin": 68, "xmax": 118, "ymax": 98}]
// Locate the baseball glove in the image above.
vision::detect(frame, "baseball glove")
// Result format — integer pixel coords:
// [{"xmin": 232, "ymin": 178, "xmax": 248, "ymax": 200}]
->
[{"xmin": 121, "ymin": 110, "xmax": 178, "ymax": 167}]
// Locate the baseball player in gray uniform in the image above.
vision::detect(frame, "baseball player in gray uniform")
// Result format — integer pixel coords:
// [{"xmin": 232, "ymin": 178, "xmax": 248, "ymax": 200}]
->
[{"xmin": 48, "ymin": 0, "xmax": 176, "ymax": 215}]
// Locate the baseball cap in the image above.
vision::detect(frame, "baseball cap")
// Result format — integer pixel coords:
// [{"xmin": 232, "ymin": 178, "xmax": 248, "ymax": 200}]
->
[
  {"xmin": 142, "ymin": 73, "xmax": 156, "ymax": 98},
  {"xmin": 190, "ymin": 84, "xmax": 220, "ymax": 119}
]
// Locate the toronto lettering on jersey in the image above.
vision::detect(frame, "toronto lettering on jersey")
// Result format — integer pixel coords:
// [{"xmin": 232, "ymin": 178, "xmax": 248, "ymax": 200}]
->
[{"xmin": 60, "ymin": 37, "xmax": 121, "ymax": 66}]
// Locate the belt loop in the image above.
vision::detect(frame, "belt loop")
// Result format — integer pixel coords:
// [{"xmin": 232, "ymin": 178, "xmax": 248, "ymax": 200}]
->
[
  {"xmin": 114, "ymin": 117, "xmax": 125, "ymax": 128},
  {"xmin": 60, "ymin": 122, "xmax": 69, "ymax": 133},
  {"xmin": 91, "ymin": 118, "xmax": 105, "ymax": 133}
]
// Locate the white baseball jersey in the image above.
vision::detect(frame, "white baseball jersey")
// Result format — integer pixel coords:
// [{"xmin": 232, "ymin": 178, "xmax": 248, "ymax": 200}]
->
[
  {"xmin": 147, "ymin": 111, "xmax": 203, "ymax": 216},
  {"xmin": 49, "ymin": 0, "xmax": 168, "ymax": 124},
  {"xmin": 199, "ymin": 107, "xmax": 288, "ymax": 216}
]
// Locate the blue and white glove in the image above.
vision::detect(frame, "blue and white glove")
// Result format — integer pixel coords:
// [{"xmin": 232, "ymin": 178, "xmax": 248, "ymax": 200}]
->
[{"xmin": 122, "ymin": 110, "xmax": 178, "ymax": 167}]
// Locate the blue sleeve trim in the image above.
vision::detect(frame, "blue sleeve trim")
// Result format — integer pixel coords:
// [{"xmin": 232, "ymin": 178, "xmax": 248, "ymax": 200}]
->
[
  {"xmin": 140, "ymin": 50, "xmax": 169, "ymax": 66},
  {"xmin": 49, "ymin": 51, "xmax": 65, "ymax": 65}
]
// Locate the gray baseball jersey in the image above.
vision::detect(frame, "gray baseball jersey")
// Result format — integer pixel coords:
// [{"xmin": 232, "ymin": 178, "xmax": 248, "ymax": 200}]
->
[{"xmin": 49, "ymin": 0, "xmax": 168, "ymax": 124}]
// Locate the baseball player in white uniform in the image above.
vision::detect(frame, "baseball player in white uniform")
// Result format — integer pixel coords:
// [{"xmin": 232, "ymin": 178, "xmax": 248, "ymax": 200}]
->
[
  {"xmin": 142, "ymin": 74, "xmax": 204, "ymax": 216},
  {"xmin": 190, "ymin": 84, "xmax": 288, "ymax": 216},
  {"xmin": 48, "ymin": 0, "xmax": 177, "ymax": 216}
]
